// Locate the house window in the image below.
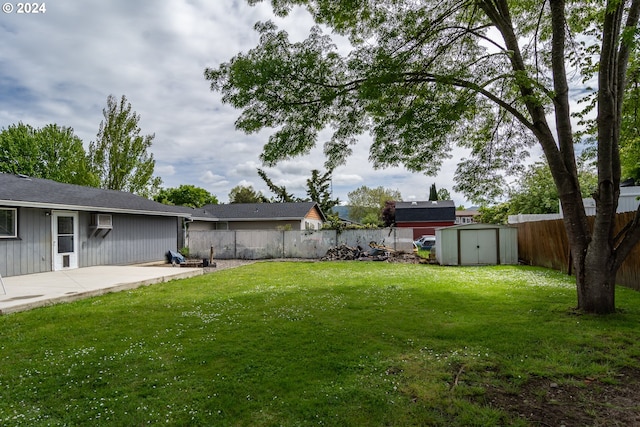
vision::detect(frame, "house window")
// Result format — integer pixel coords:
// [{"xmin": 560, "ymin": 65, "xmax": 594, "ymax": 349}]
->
[
  {"xmin": 456, "ymin": 216, "xmax": 473, "ymax": 224},
  {"xmin": 0, "ymin": 208, "xmax": 17, "ymax": 238}
]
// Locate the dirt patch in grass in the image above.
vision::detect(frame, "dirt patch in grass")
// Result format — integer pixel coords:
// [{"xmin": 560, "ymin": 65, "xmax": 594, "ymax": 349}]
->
[{"xmin": 484, "ymin": 367, "xmax": 640, "ymax": 426}]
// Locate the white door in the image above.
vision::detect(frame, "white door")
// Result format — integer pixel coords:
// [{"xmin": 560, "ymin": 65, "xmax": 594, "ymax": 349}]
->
[
  {"xmin": 459, "ymin": 229, "xmax": 498, "ymax": 265},
  {"xmin": 52, "ymin": 211, "xmax": 79, "ymax": 271}
]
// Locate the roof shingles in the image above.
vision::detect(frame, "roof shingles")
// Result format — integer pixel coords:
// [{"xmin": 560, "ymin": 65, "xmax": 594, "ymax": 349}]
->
[
  {"xmin": 203, "ymin": 202, "xmax": 323, "ymax": 221},
  {"xmin": 0, "ymin": 173, "xmax": 188, "ymax": 216}
]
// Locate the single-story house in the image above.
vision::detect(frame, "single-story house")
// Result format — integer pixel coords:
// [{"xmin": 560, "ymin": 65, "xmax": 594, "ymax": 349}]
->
[
  {"xmin": 198, "ymin": 202, "xmax": 326, "ymax": 231},
  {"xmin": 0, "ymin": 173, "xmax": 330, "ymax": 277},
  {"xmin": 0, "ymin": 173, "xmax": 190, "ymax": 277},
  {"xmin": 455, "ymin": 208, "xmax": 480, "ymax": 224},
  {"xmin": 395, "ymin": 200, "xmax": 456, "ymax": 239}
]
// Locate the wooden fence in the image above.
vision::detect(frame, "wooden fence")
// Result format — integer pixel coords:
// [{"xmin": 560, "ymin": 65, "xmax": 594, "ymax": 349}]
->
[{"xmin": 516, "ymin": 212, "xmax": 640, "ymax": 291}]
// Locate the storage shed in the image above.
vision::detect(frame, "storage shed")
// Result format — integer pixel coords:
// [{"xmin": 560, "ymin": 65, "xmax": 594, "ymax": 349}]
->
[{"xmin": 435, "ymin": 223, "xmax": 518, "ymax": 266}]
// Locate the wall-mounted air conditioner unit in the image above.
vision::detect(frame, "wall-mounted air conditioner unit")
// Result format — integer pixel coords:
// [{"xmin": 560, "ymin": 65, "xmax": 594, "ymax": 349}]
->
[
  {"xmin": 95, "ymin": 214, "xmax": 113, "ymax": 228},
  {"xmin": 90, "ymin": 214, "xmax": 113, "ymax": 238}
]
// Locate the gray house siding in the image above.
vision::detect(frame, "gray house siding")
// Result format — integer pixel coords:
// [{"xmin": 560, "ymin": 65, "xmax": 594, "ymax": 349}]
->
[
  {"xmin": 1, "ymin": 208, "xmax": 52, "ymax": 277},
  {"xmin": 79, "ymin": 213, "xmax": 179, "ymax": 267},
  {"xmin": 0, "ymin": 208, "xmax": 179, "ymax": 277}
]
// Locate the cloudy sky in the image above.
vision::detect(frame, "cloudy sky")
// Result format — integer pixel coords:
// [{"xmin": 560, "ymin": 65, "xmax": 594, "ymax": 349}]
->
[{"xmin": 0, "ymin": 0, "xmax": 492, "ymax": 205}]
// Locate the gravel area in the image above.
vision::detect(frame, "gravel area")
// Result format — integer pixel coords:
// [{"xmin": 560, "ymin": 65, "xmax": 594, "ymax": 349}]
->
[
  {"xmin": 205, "ymin": 258, "xmax": 315, "ymax": 272},
  {"xmin": 205, "ymin": 259, "xmax": 257, "ymax": 272}
]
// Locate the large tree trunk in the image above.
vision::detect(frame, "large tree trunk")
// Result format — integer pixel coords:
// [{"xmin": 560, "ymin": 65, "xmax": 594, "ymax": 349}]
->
[
  {"xmin": 574, "ymin": 242, "xmax": 617, "ymax": 314},
  {"xmin": 550, "ymin": 0, "xmax": 640, "ymax": 314}
]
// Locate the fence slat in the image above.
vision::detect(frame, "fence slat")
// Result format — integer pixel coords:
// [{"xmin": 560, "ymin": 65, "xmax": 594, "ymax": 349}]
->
[{"xmin": 516, "ymin": 212, "xmax": 640, "ymax": 290}]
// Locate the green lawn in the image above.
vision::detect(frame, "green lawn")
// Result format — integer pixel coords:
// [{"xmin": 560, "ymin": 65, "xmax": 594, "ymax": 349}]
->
[{"xmin": 1, "ymin": 262, "xmax": 639, "ymax": 426}]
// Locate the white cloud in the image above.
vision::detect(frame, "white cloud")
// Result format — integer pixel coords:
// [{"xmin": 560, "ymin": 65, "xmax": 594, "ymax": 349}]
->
[
  {"xmin": 199, "ymin": 171, "xmax": 227, "ymax": 185},
  {"xmin": 333, "ymin": 174, "xmax": 364, "ymax": 186},
  {"xmin": 0, "ymin": 0, "xmax": 476, "ymax": 207},
  {"xmin": 156, "ymin": 165, "xmax": 176, "ymax": 176}
]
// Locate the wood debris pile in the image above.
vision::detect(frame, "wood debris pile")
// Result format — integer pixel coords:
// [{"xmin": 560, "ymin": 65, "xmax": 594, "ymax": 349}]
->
[
  {"xmin": 321, "ymin": 242, "xmax": 422, "ymax": 263},
  {"xmin": 321, "ymin": 244, "xmax": 366, "ymax": 261}
]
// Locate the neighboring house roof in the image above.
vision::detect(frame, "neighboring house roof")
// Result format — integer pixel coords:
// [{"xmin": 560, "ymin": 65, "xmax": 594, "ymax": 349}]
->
[
  {"xmin": 169, "ymin": 205, "xmax": 218, "ymax": 221},
  {"xmin": 202, "ymin": 202, "xmax": 326, "ymax": 222},
  {"xmin": 456, "ymin": 210, "xmax": 480, "ymax": 217},
  {"xmin": 0, "ymin": 173, "xmax": 189, "ymax": 217},
  {"xmin": 395, "ymin": 200, "xmax": 456, "ymax": 222}
]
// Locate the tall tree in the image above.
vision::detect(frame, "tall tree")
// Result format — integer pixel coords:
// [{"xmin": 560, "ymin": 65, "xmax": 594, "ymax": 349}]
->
[
  {"xmin": 154, "ymin": 185, "xmax": 218, "ymax": 208},
  {"xmin": 89, "ymin": 95, "xmax": 162, "ymax": 198},
  {"xmin": 508, "ymin": 161, "xmax": 598, "ymax": 215},
  {"xmin": 0, "ymin": 123, "xmax": 96, "ymax": 186},
  {"xmin": 479, "ymin": 159, "xmax": 597, "ymax": 223},
  {"xmin": 229, "ymin": 185, "xmax": 268, "ymax": 203},
  {"xmin": 257, "ymin": 168, "xmax": 298, "ymax": 202},
  {"xmin": 306, "ymin": 168, "xmax": 340, "ymax": 214},
  {"xmin": 428, "ymin": 183, "xmax": 438, "ymax": 201},
  {"xmin": 437, "ymin": 188, "xmax": 452, "ymax": 201},
  {"xmin": 620, "ymin": 53, "xmax": 640, "ymax": 181},
  {"xmin": 381, "ymin": 200, "xmax": 396, "ymax": 227},
  {"xmin": 347, "ymin": 185, "xmax": 402, "ymax": 224},
  {"xmin": 207, "ymin": 1, "xmax": 640, "ymax": 313},
  {"xmin": 477, "ymin": 203, "xmax": 511, "ymax": 225}
]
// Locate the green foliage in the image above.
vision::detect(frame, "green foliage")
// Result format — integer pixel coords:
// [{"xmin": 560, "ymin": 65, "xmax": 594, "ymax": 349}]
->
[
  {"xmin": 347, "ymin": 185, "xmax": 402, "ymax": 224},
  {"xmin": 437, "ymin": 187, "xmax": 451, "ymax": 201},
  {"xmin": 428, "ymin": 183, "xmax": 438, "ymax": 201},
  {"xmin": 477, "ymin": 203, "xmax": 511, "ymax": 225},
  {"xmin": 154, "ymin": 185, "xmax": 218, "ymax": 208},
  {"xmin": 426, "ymin": 183, "xmax": 452, "ymax": 202},
  {"xmin": 506, "ymin": 160, "xmax": 597, "ymax": 215},
  {"xmin": 509, "ymin": 162, "xmax": 562, "ymax": 215},
  {"xmin": 228, "ymin": 185, "xmax": 268, "ymax": 203},
  {"xmin": 620, "ymin": 53, "xmax": 640, "ymax": 181},
  {"xmin": 306, "ymin": 168, "xmax": 340, "ymax": 214},
  {"xmin": 208, "ymin": 0, "xmax": 640, "ymax": 313},
  {"xmin": 0, "ymin": 123, "xmax": 97, "ymax": 186},
  {"xmin": 257, "ymin": 168, "xmax": 298, "ymax": 202},
  {"xmin": 257, "ymin": 167, "xmax": 339, "ymax": 214},
  {"xmin": 206, "ymin": 2, "xmax": 540, "ymax": 203},
  {"xmin": 89, "ymin": 95, "xmax": 162, "ymax": 198},
  {"xmin": 361, "ymin": 211, "xmax": 382, "ymax": 226},
  {"xmin": 479, "ymin": 160, "xmax": 598, "ymax": 222},
  {"xmin": 2, "ymin": 262, "xmax": 640, "ymax": 425}
]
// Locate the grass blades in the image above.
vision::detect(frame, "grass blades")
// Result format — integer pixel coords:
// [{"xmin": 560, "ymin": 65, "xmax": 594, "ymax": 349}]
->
[{"xmin": 1, "ymin": 262, "xmax": 639, "ymax": 426}]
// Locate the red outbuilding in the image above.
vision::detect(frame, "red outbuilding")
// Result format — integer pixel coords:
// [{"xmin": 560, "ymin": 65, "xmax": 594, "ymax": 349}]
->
[{"xmin": 395, "ymin": 200, "xmax": 456, "ymax": 240}]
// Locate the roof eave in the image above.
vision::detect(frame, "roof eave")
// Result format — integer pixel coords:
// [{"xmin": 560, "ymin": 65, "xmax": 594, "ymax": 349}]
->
[
  {"xmin": 218, "ymin": 217, "xmax": 304, "ymax": 222},
  {"xmin": 0, "ymin": 200, "xmax": 191, "ymax": 218}
]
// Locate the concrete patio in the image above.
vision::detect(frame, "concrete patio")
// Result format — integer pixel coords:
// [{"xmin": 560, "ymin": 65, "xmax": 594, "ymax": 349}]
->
[{"xmin": 0, "ymin": 265, "xmax": 203, "ymax": 315}]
